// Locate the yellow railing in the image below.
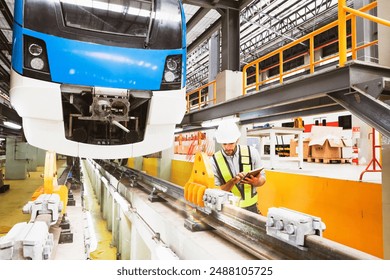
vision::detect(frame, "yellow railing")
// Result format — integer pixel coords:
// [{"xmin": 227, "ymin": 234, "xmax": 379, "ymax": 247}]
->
[
  {"xmin": 186, "ymin": 80, "xmax": 216, "ymax": 112},
  {"xmin": 186, "ymin": 0, "xmax": 390, "ymax": 111},
  {"xmin": 243, "ymin": 0, "xmax": 390, "ymax": 95}
]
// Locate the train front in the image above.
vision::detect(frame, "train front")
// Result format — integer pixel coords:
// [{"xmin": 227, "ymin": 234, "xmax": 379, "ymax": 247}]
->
[{"xmin": 10, "ymin": 0, "xmax": 187, "ymax": 159}]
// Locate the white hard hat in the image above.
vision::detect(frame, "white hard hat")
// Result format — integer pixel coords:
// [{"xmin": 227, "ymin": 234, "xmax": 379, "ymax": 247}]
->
[{"xmin": 215, "ymin": 119, "xmax": 241, "ymax": 144}]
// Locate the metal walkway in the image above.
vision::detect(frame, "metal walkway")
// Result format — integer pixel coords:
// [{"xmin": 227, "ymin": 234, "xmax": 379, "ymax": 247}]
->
[{"xmin": 181, "ymin": 60, "xmax": 390, "ymax": 138}]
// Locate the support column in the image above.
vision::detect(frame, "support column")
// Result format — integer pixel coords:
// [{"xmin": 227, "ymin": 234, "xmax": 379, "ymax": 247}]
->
[
  {"xmin": 377, "ymin": 0, "xmax": 390, "ymax": 260},
  {"xmin": 160, "ymin": 147, "xmax": 174, "ymax": 181},
  {"xmin": 4, "ymin": 138, "xmax": 28, "ymax": 179},
  {"xmin": 220, "ymin": 8, "xmax": 240, "ymax": 71},
  {"xmin": 209, "ymin": 32, "xmax": 220, "ymax": 102},
  {"xmin": 36, "ymin": 148, "xmax": 46, "ymax": 166},
  {"xmin": 26, "ymin": 145, "xmax": 38, "ymax": 172}
]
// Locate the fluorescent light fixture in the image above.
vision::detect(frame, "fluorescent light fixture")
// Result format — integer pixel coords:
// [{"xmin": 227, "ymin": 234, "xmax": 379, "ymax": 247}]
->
[
  {"xmin": 201, "ymin": 116, "xmax": 240, "ymax": 128},
  {"xmin": 3, "ymin": 121, "xmax": 22, "ymax": 130},
  {"xmin": 174, "ymin": 127, "xmax": 183, "ymax": 133},
  {"xmin": 0, "ymin": 137, "xmax": 5, "ymax": 141}
]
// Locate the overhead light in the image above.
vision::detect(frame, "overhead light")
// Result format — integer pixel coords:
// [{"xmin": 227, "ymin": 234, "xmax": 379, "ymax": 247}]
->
[
  {"xmin": 3, "ymin": 121, "xmax": 22, "ymax": 130},
  {"xmin": 0, "ymin": 137, "xmax": 5, "ymax": 141},
  {"xmin": 201, "ymin": 116, "xmax": 240, "ymax": 128}
]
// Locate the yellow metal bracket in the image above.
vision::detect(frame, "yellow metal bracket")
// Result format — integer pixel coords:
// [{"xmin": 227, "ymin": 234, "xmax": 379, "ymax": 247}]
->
[
  {"xmin": 184, "ymin": 152, "xmax": 216, "ymax": 207},
  {"xmin": 31, "ymin": 151, "xmax": 68, "ymax": 214}
]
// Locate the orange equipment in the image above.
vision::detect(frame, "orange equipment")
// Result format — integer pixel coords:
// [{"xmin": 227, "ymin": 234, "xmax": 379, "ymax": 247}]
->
[{"xmin": 31, "ymin": 151, "xmax": 68, "ymax": 214}]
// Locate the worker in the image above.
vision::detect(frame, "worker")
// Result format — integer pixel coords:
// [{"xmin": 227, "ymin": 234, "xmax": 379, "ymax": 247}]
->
[{"xmin": 211, "ymin": 120, "xmax": 266, "ymax": 214}]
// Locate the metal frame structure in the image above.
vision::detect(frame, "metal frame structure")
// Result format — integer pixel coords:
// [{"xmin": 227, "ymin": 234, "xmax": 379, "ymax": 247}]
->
[
  {"xmin": 0, "ymin": 0, "xmax": 386, "ymax": 140},
  {"xmin": 182, "ymin": 60, "xmax": 390, "ymax": 138}
]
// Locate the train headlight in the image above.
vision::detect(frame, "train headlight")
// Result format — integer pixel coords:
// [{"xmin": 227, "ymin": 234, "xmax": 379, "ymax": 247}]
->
[
  {"xmin": 30, "ymin": 58, "xmax": 45, "ymax": 70},
  {"xmin": 161, "ymin": 55, "xmax": 182, "ymax": 90},
  {"xmin": 164, "ymin": 71, "xmax": 175, "ymax": 82},
  {"xmin": 166, "ymin": 58, "xmax": 178, "ymax": 71},
  {"xmin": 28, "ymin": 44, "xmax": 43, "ymax": 56},
  {"xmin": 23, "ymin": 35, "xmax": 51, "ymax": 80}
]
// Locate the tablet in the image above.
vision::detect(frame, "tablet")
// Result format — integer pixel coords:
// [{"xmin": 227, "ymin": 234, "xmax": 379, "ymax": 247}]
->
[
  {"xmin": 238, "ymin": 167, "xmax": 264, "ymax": 183},
  {"xmin": 245, "ymin": 167, "xmax": 264, "ymax": 177}
]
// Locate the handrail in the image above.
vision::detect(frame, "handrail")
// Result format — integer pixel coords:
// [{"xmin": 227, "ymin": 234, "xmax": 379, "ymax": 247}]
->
[
  {"xmin": 339, "ymin": 0, "xmax": 390, "ymax": 66},
  {"xmin": 186, "ymin": 80, "xmax": 216, "ymax": 113},
  {"xmin": 242, "ymin": 0, "xmax": 390, "ymax": 95},
  {"xmin": 186, "ymin": 1, "xmax": 390, "ymax": 112}
]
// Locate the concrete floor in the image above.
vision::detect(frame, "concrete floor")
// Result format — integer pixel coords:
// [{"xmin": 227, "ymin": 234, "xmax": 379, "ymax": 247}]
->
[
  {"xmin": 0, "ymin": 161, "xmax": 116, "ymax": 260},
  {"xmin": 0, "ymin": 167, "xmax": 43, "ymax": 237}
]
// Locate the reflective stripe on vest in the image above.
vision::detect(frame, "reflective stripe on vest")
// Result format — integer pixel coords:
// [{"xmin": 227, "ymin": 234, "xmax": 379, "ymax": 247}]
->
[{"xmin": 213, "ymin": 145, "xmax": 258, "ymax": 208}]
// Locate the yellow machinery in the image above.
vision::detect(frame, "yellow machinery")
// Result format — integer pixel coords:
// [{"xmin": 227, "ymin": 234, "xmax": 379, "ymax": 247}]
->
[
  {"xmin": 31, "ymin": 151, "xmax": 68, "ymax": 214},
  {"xmin": 184, "ymin": 152, "xmax": 216, "ymax": 207}
]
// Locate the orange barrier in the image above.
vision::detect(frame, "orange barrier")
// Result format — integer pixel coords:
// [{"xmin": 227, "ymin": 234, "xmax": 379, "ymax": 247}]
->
[{"xmin": 258, "ymin": 170, "xmax": 383, "ymax": 258}]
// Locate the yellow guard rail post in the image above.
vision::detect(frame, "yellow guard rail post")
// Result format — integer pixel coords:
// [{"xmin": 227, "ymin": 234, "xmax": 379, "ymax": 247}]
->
[
  {"xmin": 338, "ymin": 0, "xmax": 390, "ymax": 67},
  {"xmin": 242, "ymin": 1, "xmax": 389, "ymax": 95},
  {"xmin": 31, "ymin": 151, "xmax": 68, "ymax": 214}
]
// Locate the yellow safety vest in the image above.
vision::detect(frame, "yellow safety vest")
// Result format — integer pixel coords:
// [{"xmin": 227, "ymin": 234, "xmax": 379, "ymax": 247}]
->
[{"xmin": 213, "ymin": 145, "xmax": 258, "ymax": 208}]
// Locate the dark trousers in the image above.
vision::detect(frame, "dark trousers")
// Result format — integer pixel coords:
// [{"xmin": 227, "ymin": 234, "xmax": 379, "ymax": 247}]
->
[{"xmin": 243, "ymin": 203, "xmax": 261, "ymax": 215}]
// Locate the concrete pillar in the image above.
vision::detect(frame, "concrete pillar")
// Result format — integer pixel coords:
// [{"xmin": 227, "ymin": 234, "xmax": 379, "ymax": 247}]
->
[
  {"xmin": 4, "ymin": 138, "xmax": 28, "ymax": 179},
  {"xmin": 26, "ymin": 145, "xmax": 38, "ymax": 172},
  {"xmin": 160, "ymin": 147, "xmax": 174, "ymax": 181},
  {"xmin": 377, "ymin": 0, "xmax": 390, "ymax": 259},
  {"xmin": 216, "ymin": 70, "xmax": 243, "ymax": 103},
  {"xmin": 131, "ymin": 156, "xmax": 144, "ymax": 170},
  {"xmin": 36, "ymin": 148, "xmax": 46, "ymax": 166}
]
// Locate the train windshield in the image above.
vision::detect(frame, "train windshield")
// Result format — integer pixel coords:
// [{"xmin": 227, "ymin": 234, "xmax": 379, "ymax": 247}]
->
[
  {"xmin": 23, "ymin": 0, "xmax": 183, "ymax": 49},
  {"xmin": 60, "ymin": 0, "xmax": 153, "ymax": 37}
]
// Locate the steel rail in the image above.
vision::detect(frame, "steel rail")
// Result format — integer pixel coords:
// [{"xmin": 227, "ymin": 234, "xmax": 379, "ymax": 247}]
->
[{"xmin": 92, "ymin": 159, "xmax": 380, "ymax": 260}]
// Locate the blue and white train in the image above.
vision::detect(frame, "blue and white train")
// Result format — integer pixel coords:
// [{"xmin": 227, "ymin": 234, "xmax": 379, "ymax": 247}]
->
[{"xmin": 10, "ymin": 0, "xmax": 187, "ymax": 159}]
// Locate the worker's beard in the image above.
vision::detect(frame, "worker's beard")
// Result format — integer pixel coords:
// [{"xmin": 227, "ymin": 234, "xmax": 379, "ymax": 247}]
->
[{"xmin": 223, "ymin": 146, "xmax": 237, "ymax": 156}]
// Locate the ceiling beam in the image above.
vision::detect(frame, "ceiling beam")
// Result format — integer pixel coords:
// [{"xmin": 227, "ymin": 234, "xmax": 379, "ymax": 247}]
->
[
  {"xmin": 187, "ymin": 7, "xmax": 211, "ymax": 33},
  {"xmin": 188, "ymin": 19, "xmax": 221, "ymax": 53},
  {"xmin": 0, "ymin": 30, "xmax": 11, "ymax": 53},
  {"xmin": 0, "ymin": 0, "xmax": 13, "ymax": 27}
]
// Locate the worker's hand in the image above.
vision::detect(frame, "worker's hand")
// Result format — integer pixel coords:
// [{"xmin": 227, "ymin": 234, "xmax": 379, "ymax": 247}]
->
[
  {"xmin": 221, "ymin": 173, "xmax": 245, "ymax": 192},
  {"xmin": 221, "ymin": 172, "xmax": 265, "ymax": 192},
  {"xmin": 240, "ymin": 173, "xmax": 266, "ymax": 187},
  {"xmin": 234, "ymin": 172, "xmax": 247, "ymax": 183}
]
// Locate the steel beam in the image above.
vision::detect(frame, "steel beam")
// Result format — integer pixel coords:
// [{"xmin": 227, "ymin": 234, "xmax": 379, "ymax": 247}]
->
[
  {"xmin": 328, "ymin": 89, "xmax": 390, "ymax": 137},
  {"xmin": 240, "ymin": 104, "xmax": 345, "ymax": 125},
  {"xmin": 181, "ymin": 61, "xmax": 390, "ymax": 138},
  {"xmin": 187, "ymin": 7, "xmax": 211, "ymax": 33},
  {"xmin": 182, "ymin": 65, "xmax": 350, "ymax": 125}
]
